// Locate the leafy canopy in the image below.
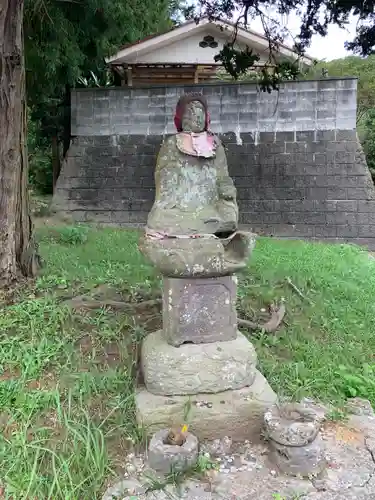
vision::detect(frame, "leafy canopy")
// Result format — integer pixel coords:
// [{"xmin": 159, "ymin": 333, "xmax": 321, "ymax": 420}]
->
[
  {"xmin": 185, "ymin": 0, "xmax": 375, "ymax": 87},
  {"xmin": 307, "ymin": 55, "xmax": 375, "ymax": 125},
  {"xmin": 24, "ymin": 0, "xmax": 178, "ymax": 134}
]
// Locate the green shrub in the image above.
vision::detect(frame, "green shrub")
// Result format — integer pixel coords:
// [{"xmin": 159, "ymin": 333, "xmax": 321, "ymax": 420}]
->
[
  {"xmin": 43, "ymin": 225, "xmax": 89, "ymax": 246},
  {"xmin": 56, "ymin": 226, "xmax": 89, "ymax": 245},
  {"xmin": 28, "ymin": 114, "xmax": 53, "ymax": 194},
  {"xmin": 362, "ymin": 109, "xmax": 375, "ymax": 184}
]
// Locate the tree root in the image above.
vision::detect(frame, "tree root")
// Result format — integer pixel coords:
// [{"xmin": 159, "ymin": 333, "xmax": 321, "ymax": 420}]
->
[
  {"xmin": 238, "ymin": 303, "xmax": 286, "ymax": 333},
  {"xmin": 64, "ymin": 293, "xmax": 285, "ymax": 335},
  {"xmin": 64, "ymin": 296, "xmax": 162, "ymax": 311},
  {"xmin": 20, "ymin": 235, "xmax": 43, "ymax": 277}
]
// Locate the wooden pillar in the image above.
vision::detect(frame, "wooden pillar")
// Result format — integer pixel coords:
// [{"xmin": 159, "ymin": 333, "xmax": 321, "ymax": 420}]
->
[
  {"xmin": 126, "ymin": 66, "xmax": 133, "ymax": 87},
  {"xmin": 194, "ymin": 65, "xmax": 199, "ymax": 84}
]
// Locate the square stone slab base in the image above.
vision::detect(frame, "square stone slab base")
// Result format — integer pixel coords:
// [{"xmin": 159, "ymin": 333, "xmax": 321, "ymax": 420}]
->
[{"xmin": 135, "ymin": 370, "xmax": 277, "ymax": 443}]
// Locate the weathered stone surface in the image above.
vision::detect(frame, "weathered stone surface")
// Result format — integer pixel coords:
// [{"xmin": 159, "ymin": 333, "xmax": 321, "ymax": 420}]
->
[
  {"xmin": 135, "ymin": 370, "xmax": 278, "ymax": 442},
  {"xmin": 200, "ymin": 436, "xmax": 232, "ymax": 457},
  {"xmin": 147, "ymin": 429, "xmax": 199, "ymax": 474},
  {"xmin": 269, "ymin": 434, "xmax": 327, "ymax": 477},
  {"xmin": 264, "ymin": 402, "xmax": 322, "ymax": 447},
  {"xmin": 162, "ymin": 276, "xmax": 238, "ymax": 346},
  {"xmin": 142, "ymin": 330, "xmax": 257, "ymax": 396},
  {"xmin": 346, "ymin": 398, "xmax": 375, "ymax": 417},
  {"xmin": 102, "ymin": 478, "xmax": 146, "ymax": 499},
  {"xmin": 104, "ymin": 403, "xmax": 375, "ymax": 500},
  {"xmin": 312, "ymin": 421, "xmax": 375, "ymax": 492},
  {"xmin": 142, "ymin": 480, "xmax": 214, "ymax": 500},
  {"xmin": 304, "ymin": 490, "xmax": 375, "ymax": 500},
  {"xmin": 146, "ymin": 132, "xmax": 239, "ymax": 236},
  {"xmin": 347, "ymin": 412, "xmax": 375, "ymax": 438},
  {"xmin": 139, "ymin": 231, "xmax": 256, "ymax": 278},
  {"xmin": 299, "ymin": 398, "xmax": 331, "ymax": 422},
  {"xmin": 209, "ymin": 468, "xmax": 317, "ymax": 500},
  {"xmin": 136, "ymin": 95, "xmax": 258, "ymax": 277}
]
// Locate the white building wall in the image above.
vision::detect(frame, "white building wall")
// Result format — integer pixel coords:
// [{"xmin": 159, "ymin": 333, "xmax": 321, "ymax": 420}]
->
[{"xmin": 125, "ymin": 31, "xmax": 270, "ymax": 65}]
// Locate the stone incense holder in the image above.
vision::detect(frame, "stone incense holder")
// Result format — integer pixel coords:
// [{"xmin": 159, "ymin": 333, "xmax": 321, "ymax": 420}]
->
[{"xmin": 148, "ymin": 429, "xmax": 199, "ymax": 474}]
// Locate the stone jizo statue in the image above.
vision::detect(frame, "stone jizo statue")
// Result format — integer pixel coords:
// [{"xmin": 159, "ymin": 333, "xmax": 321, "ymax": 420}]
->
[
  {"xmin": 135, "ymin": 96, "xmax": 275, "ymax": 444},
  {"xmin": 140, "ymin": 93, "xmax": 255, "ymax": 277}
]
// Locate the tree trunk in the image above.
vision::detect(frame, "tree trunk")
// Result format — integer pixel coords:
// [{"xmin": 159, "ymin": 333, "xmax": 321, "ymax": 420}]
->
[{"xmin": 0, "ymin": 0, "xmax": 40, "ymax": 285}]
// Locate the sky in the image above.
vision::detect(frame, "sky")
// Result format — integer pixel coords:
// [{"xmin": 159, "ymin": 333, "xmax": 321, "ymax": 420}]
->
[{"xmin": 250, "ymin": 12, "xmax": 359, "ymax": 61}]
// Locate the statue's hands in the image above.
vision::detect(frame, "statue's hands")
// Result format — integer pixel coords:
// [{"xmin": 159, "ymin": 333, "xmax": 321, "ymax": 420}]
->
[{"xmin": 217, "ymin": 177, "xmax": 236, "ymax": 200}]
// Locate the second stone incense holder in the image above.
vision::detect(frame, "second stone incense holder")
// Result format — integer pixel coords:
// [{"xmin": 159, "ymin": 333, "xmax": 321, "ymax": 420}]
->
[{"xmin": 136, "ymin": 93, "xmax": 277, "ymax": 441}]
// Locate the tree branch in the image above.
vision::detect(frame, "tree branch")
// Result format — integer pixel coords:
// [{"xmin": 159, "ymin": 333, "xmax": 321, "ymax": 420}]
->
[{"xmin": 238, "ymin": 303, "xmax": 286, "ymax": 333}]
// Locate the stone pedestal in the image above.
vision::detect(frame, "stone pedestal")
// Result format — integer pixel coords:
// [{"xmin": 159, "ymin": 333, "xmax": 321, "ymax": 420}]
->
[
  {"xmin": 142, "ymin": 330, "xmax": 257, "ymax": 395},
  {"xmin": 163, "ymin": 276, "xmax": 237, "ymax": 346},
  {"xmin": 136, "ymin": 273, "xmax": 277, "ymax": 442},
  {"xmin": 136, "ymin": 371, "xmax": 277, "ymax": 442}
]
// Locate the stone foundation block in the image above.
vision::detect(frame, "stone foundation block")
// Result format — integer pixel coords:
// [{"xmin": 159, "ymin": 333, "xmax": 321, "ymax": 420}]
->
[
  {"xmin": 135, "ymin": 370, "xmax": 277, "ymax": 442},
  {"xmin": 163, "ymin": 275, "xmax": 237, "ymax": 346},
  {"xmin": 142, "ymin": 330, "xmax": 257, "ymax": 396},
  {"xmin": 148, "ymin": 429, "xmax": 199, "ymax": 474}
]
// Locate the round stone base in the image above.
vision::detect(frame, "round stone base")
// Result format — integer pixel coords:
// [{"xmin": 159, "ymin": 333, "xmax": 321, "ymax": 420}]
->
[{"xmin": 269, "ymin": 435, "xmax": 326, "ymax": 477}]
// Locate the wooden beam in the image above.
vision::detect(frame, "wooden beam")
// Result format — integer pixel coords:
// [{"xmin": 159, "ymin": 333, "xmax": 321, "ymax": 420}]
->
[{"xmin": 131, "ymin": 67, "xmax": 196, "ymax": 76}]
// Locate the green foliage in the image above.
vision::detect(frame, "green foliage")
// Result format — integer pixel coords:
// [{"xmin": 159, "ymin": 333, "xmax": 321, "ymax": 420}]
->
[
  {"xmin": 194, "ymin": 452, "xmax": 218, "ymax": 473},
  {"xmin": 335, "ymin": 364, "xmax": 375, "ymax": 401},
  {"xmin": 211, "ymin": 35, "xmax": 306, "ymax": 91},
  {"xmin": 214, "ymin": 44, "xmax": 261, "ymax": 79},
  {"xmin": 306, "ymin": 56, "xmax": 375, "ymax": 127},
  {"xmin": 215, "ymin": 60, "xmax": 306, "ymax": 91},
  {"xmin": 77, "ymin": 70, "xmax": 114, "ymax": 88},
  {"xmin": 27, "ymin": 112, "xmax": 53, "ymax": 194},
  {"xmin": 188, "ymin": 1, "xmax": 375, "ymax": 85},
  {"xmin": 362, "ymin": 109, "xmax": 375, "ymax": 182},
  {"xmin": 45, "ymin": 225, "xmax": 90, "ymax": 245},
  {"xmin": 24, "ymin": 0, "xmax": 175, "ymax": 107},
  {"xmin": 326, "ymin": 407, "xmax": 348, "ymax": 422},
  {"xmin": 2, "ymin": 226, "xmax": 375, "ymax": 495},
  {"xmin": 306, "ymin": 55, "xmax": 375, "ymax": 183},
  {"xmin": 24, "ymin": 0, "xmax": 181, "ymax": 190}
]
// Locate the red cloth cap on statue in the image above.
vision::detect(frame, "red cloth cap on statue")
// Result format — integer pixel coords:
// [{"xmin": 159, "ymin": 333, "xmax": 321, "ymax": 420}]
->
[{"xmin": 174, "ymin": 93, "xmax": 210, "ymax": 132}]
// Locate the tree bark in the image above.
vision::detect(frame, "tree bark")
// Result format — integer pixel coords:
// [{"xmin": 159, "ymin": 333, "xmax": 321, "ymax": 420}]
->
[{"xmin": 0, "ymin": 0, "xmax": 39, "ymax": 285}]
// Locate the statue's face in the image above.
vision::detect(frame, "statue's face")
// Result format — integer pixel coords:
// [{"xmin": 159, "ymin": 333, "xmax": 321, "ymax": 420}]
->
[{"xmin": 181, "ymin": 101, "xmax": 206, "ymax": 133}]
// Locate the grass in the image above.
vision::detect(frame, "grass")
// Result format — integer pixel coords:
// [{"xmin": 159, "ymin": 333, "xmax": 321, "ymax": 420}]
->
[{"xmin": 1, "ymin": 223, "xmax": 375, "ymax": 498}]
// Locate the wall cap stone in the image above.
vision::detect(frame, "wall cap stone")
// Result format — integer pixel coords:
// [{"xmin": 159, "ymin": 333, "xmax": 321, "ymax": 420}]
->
[{"xmin": 72, "ymin": 76, "xmax": 358, "ymax": 93}]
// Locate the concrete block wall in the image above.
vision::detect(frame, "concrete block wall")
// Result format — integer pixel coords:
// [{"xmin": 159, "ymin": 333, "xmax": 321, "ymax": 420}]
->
[
  {"xmin": 54, "ymin": 78, "xmax": 375, "ymax": 249},
  {"xmin": 71, "ymin": 78, "xmax": 357, "ymax": 136}
]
